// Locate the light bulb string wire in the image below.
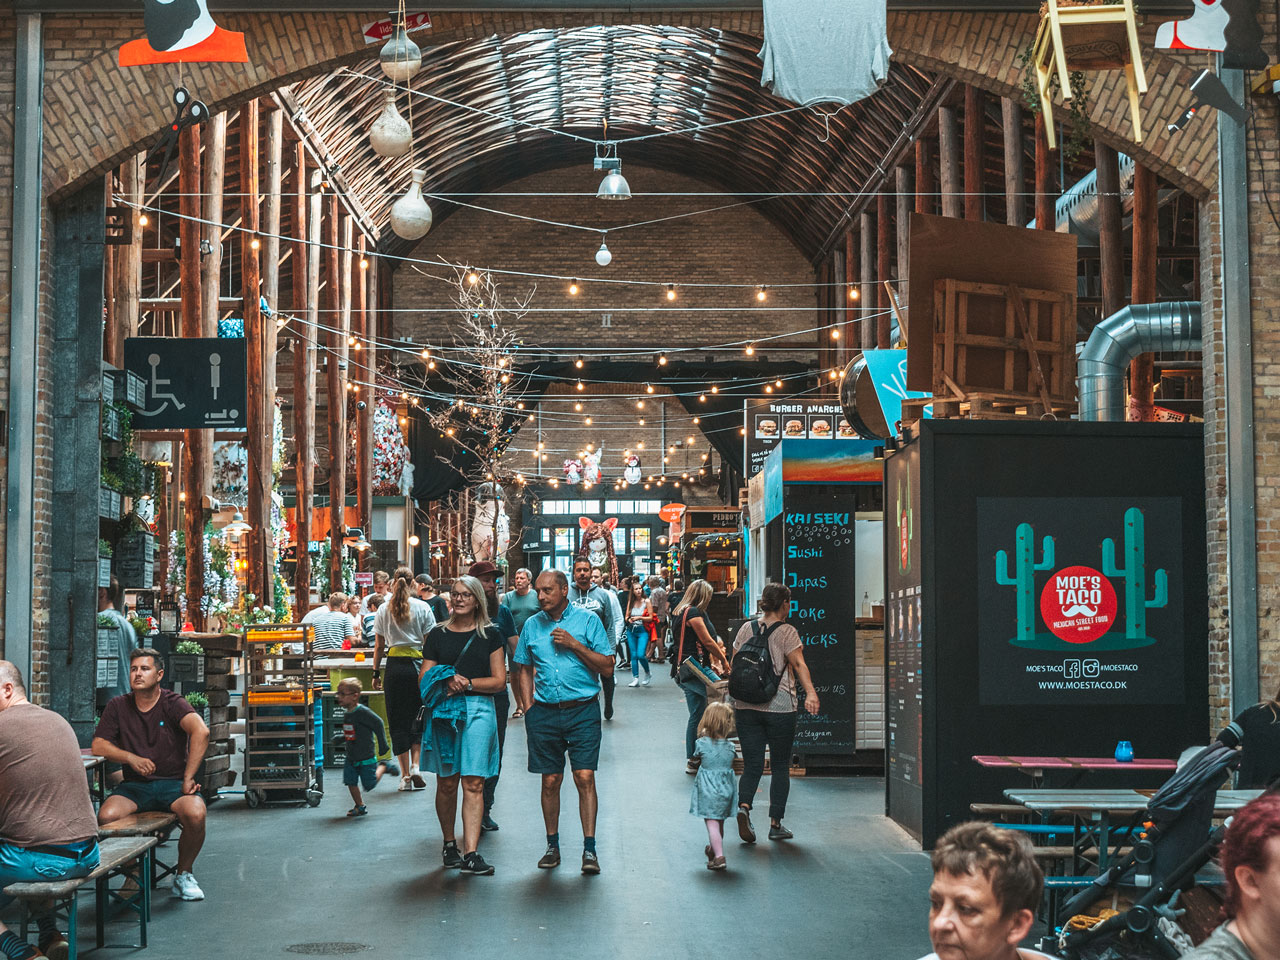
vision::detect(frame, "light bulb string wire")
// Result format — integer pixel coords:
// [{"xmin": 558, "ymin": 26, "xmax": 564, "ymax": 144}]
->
[{"xmin": 118, "ymin": 195, "xmax": 883, "ymax": 292}]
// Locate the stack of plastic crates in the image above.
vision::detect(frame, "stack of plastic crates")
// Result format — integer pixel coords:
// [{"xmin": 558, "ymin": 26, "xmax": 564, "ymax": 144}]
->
[{"xmin": 242, "ymin": 624, "xmax": 322, "ymax": 808}]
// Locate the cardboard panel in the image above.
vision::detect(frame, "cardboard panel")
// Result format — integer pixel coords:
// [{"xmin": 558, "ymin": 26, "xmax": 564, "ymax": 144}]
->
[{"xmin": 907, "ymin": 213, "xmax": 1078, "ymax": 392}]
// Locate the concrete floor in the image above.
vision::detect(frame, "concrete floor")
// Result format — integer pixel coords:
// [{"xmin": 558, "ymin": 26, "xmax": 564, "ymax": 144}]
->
[{"xmin": 40, "ymin": 686, "xmax": 936, "ymax": 958}]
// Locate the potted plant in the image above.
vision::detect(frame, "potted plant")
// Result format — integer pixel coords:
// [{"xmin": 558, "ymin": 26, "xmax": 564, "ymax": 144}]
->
[
  {"xmin": 169, "ymin": 638, "xmax": 206, "ymax": 684},
  {"xmin": 183, "ymin": 691, "xmax": 210, "ymax": 726},
  {"xmin": 98, "ymin": 540, "xmax": 113, "ymax": 589}
]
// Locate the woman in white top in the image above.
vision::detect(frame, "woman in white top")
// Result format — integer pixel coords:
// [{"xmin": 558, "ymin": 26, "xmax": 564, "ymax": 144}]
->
[
  {"xmin": 372, "ymin": 565, "xmax": 438, "ymax": 790},
  {"xmin": 623, "ymin": 579, "xmax": 654, "ymax": 687}
]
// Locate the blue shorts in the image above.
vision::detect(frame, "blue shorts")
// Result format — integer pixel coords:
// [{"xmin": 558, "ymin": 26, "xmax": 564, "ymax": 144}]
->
[
  {"xmin": 421, "ymin": 696, "xmax": 500, "ymax": 779},
  {"xmin": 0, "ymin": 839, "xmax": 99, "ymax": 910},
  {"xmin": 110, "ymin": 778, "xmax": 194, "ymax": 813},
  {"xmin": 524, "ymin": 698, "xmax": 602, "ymax": 774},
  {"xmin": 343, "ymin": 758, "xmax": 379, "ymax": 790}
]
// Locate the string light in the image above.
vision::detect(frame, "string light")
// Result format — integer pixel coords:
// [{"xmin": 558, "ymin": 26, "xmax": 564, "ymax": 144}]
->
[
  {"xmin": 745, "ymin": 344, "xmax": 755, "ymax": 356},
  {"xmin": 765, "ymin": 385, "xmax": 773, "ymax": 393},
  {"xmin": 576, "ymin": 380, "xmax": 585, "ymax": 391},
  {"xmin": 138, "ymin": 214, "xmax": 149, "ymax": 227},
  {"xmin": 645, "ymin": 383, "xmax": 655, "ymax": 394},
  {"xmin": 657, "ymin": 353, "xmax": 668, "ymax": 366},
  {"xmin": 250, "ymin": 237, "xmax": 261, "ymax": 251},
  {"xmin": 574, "ymin": 401, "xmax": 583, "ymax": 412},
  {"xmin": 575, "ymin": 356, "xmax": 584, "ymax": 369},
  {"xmin": 756, "ymin": 285, "xmax": 767, "ymax": 302},
  {"xmin": 636, "ymin": 400, "xmax": 645, "ymax": 410},
  {"xmin": 831, "ymin": 327, "xmax": 841, "ymax": 340},
  {"xmin": 849, "ymin": 286, "xmax": 859, "ymax": 300},
  {"xmin": 666, "ymin": 284, "xmax": 676, "ymax": 302},
  {"xmin": 421, "ymin": 349, "xmax": 430, "ymax": 359},
  {"xmin": 775, "ymin": 379, "xmax": 783, "ymax": 388},
  {"xmin": 468, "ymin": 272, "xmax": 480, "ymax": 285},
  {"xmin": 569, "ymin": 279, "xmax": 580, "ymax": 296},
  {"xmin": 699, "ymin": 393, "xmax": 707, "ymax": 402},
  {"xmin": 711, "ymin": 385, "xmax": 719, "ymax": 394}
]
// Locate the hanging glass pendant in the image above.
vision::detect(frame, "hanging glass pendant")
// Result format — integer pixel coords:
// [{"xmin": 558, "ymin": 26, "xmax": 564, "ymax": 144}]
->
[
  {"xmin": 370, "ymin": 89, "xmax": 412, "ymax": 158},
  {"xmin": 390, "ymin": 169, "xmax": 432, "ymax": 241},
  {"xmin": 379, "ymin": 18, "xmax": 422, "ymax": 83}
]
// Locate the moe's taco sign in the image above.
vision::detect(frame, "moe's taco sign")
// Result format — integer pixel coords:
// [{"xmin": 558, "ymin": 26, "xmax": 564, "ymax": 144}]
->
[{"xmin": 977, "ymin": 497, "xmax": 1184, "ymax": 706}]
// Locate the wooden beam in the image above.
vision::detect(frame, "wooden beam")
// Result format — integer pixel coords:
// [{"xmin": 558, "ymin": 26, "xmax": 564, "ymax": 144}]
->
[
  {"xmin": 263, "ymin": 107, "xmax": 284, "ymax": 592},
  {"xmin": 1034, "ymin": 113, "xmax": 1054, "ymax": 230},
  {"xmin": 1096, "ymin": 140, "xmax": 1125, "ymax": 319},
  {"xmin": 201, "ymin": 112, "xmax": 227, "ymax": 337},
  {"xmin": 1002, "ymin": 97, "xmax": 1025, "ymax": 227},
  {"xmin": 964, "ymin": 86, "xmax": 985, "ymax": 221},
  {"xmin": 294, "ymin": 164, "xmax": 319, "ymax": 620},
  {"xmin": 356, "ymin": 238, "xmax": 373, "ymax": 567},
  {"xmin": 843, "ymin": 227, "xmax": 858, "ymax": 350},
  {"xmin": 242, "ymin": 97, "xmax": 270, "ymax": 606},
  {"xmin": 860, "ymin": 210, "xmax": 875, "ymax": 350},
  {"xmin": 877, "ymin": 190, "xmax": 892, "ymax": 348},
  {"xmin": 115, "ymin": 154, "xmax": 143, "ymax": 363},
  {"xmin": 1130, "ymin": 163, "xmax": 1158, "ymax": 421},
  {"xmin": 326, "ymin": 197, "xmax": 345, "ymax": 596},
  {"xmin": 915, "ymin": 137, "xmax": 934, "ymax": 216},
  {"xmin": 938, "ymin": 104, "xmax": 962, "ymax": 219},
  {"xmin": 179, "ymin": 122, "xmax": 207, "ymax": 628},
  {"xmin": 896, "ymin": 165, "xmax": 913, "ymax": 309}
]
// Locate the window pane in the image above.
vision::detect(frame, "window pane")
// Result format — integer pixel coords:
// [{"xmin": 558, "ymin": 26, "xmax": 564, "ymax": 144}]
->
[
  {"xmin": 555, "ymin": 528, "xmax": 572, "ymax": 553},
  {"xmin": 612, "ymin": 526, "xmax": 625, "ymax": 554},
  {"xmin": 633, "ymin": 528, "xmax": 651, "ymax": 554}
]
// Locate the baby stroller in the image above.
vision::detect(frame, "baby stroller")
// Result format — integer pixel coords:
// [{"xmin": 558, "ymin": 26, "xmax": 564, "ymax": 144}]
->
[{"xmin": 1041, "ymin": 743, "xmax": 1241, "ymax": 960}]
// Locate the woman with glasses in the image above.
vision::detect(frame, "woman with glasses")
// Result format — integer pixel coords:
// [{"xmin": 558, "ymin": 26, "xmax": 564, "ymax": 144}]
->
[{"xmin": 418, "ymin": 576, "xmax": 507, "ymax": 876}]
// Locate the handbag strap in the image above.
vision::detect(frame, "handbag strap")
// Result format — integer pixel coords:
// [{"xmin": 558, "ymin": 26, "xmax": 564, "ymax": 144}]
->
[
  {"xmin": 451, "ymin": 629, "xmax": 479, "ymax": 670},
  {"xmin": 677, "ymin": 610, "xmax": 691, "ymax": 663}
]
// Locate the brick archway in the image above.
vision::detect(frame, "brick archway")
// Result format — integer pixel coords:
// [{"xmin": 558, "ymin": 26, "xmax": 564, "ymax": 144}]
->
[{"xmin": 43, "ymin": 8, "xmax": 1213, "ymax": 201}]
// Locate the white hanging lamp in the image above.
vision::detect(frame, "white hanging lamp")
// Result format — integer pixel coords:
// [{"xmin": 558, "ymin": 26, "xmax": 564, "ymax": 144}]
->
[
  {"xmin": 390, "ymin": 169, "xmax": 433, "ymax": 241},
  {"xmin": 369, "ymin": 89, "xmax": 412, "ymax": 158},
  {"xmin": 595, "ymin": 239, "xmax": 612, "ymax": 266},
  {"xmin": 379, "ymin": 14, "xmax": 422, "ymax": 82}
]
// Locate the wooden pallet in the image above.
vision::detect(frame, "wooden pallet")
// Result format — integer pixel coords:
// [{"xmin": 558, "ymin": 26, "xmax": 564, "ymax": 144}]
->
[{"xmin": 901, "ymin": 392, "xmax": 1074, "ymax": 423}]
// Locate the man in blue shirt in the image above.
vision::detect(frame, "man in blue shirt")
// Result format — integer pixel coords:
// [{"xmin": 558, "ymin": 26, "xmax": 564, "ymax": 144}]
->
[
  {"xmin": 514, "ymin": 569, "xmax": 614, "ymax": 875},
  {"xmin": 569, "ymin": 558, "xmax": 621, "ymax": 720}
]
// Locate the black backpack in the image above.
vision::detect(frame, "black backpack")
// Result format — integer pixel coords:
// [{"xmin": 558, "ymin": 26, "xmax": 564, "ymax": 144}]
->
[{"xmin": 728, "ymin": 621, "xmax": 782, "ymax": 704}]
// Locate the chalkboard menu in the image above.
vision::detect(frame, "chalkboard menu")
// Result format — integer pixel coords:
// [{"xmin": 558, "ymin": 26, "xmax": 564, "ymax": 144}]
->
[
  {"xmin": 784, "ymin": 491, "xmax": 857, "ymax": 757},
  {"xmin": 884, "ymin": 442, "xmax": 923, "ymax": 841},
  {"xmin": 744, "ymin": 399, "xmax": 862, "ymax": 478}
]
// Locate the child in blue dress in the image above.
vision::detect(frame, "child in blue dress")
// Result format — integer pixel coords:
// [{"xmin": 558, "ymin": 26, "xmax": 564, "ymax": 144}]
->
[{"xmin": 689, "ymin": 701, "xmax": 737, "ymax": 870}]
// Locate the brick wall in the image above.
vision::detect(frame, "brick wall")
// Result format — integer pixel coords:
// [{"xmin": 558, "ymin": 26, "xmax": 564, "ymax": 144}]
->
[{"xmin": 0, "ymin": 12, "xmax": 14, "ymax": 659}]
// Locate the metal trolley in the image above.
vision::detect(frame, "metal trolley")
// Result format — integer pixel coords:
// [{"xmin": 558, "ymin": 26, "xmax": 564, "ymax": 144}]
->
[{"xmin": 242, "ymin": 624, "xmax": 323, "ymax": 808}]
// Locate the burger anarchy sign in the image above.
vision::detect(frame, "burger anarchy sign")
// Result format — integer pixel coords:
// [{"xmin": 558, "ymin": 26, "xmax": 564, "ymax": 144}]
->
[{"xmin": 744, "ymin": 400, "xmax": 861, "ymax": 478}]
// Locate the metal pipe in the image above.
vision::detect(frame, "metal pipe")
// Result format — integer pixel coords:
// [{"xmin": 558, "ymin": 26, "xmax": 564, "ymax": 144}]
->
[
  {"xmin": 1077, "ymin": 302, "xmax": 1201, "ymax": 422},
  {"xmin": 1028, "ymin": 153, "xmax": 1135, "ymax": 236},
  {"xmin": 5, "ymin": 12, "xmax": 43, "ymax": 680}
]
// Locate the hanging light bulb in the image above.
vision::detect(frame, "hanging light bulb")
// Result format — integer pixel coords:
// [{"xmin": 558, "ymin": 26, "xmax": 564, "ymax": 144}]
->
[
  {"xmin": 756, "ymin": 285, "xmax": 767, "ymax": 302},
  {"xmin": 138, "ymin": 214, "xmax": 149, "ymax": 227},
  {"xmin": 408, "ymin": 533, "xmax": 421, "ymax": 547},
  {"xmin": 379, "ymin": 14, "xmax": 423, "ymax": 82},
  {"xmin": 361, "ymin": 258, "xmax": 369, "ymax": 270},
  {"xmin": 595, "ymin": 240, "xmax": 612, "ymax": 267},
  {"xmin": 390, "ymin": 169, "xmax": 432, "ymax": 241},
  {"xmin": 775, "ymin": 379, "xmax": 784, "ymax": 388},
  {"xmin": 596, "ymin": 163, "xmax": 632, "ymax": 200},
  {"xmin": 576, "ymin": 380, "xmax": 585, "ymax": 391},
  {"xmin": 657, "ymin": 353, "xmax": 668, "ymax": 366},
  {"xmin": 745, "ymin": 344, "xmax": 755, "ymax": 356},
  {"xmin": 569, "ymin": 279, "xmax": 580, "ymax": 296},
  {"xmin": 765, "ymin": 385, "xmax": 774, "ymax": 394},
  {"xmin": 646, "ymin": 383, "xmax": 655, "ymax": 394},
  {"xmin": 369, "ymin": 88, "xmax": 412, "ymax": 158},
  {"xmin": 574, "ymin": 355, "xmax": 585, "ymax": 369},
  {"xmin": 849, "ymin": 286, "xmax": 859, "ymax": 300},
  {"xmin": 467, "ymin": 271, "xmax": 480, "ymax": 285},
  {"xmin": 699, "ymin": 393, "xmax": 707, "ymax": 402},
  {"xmin": 665, "ymin": 284, "xmax": 676, "ymax": 302},
  {"xmin": 711, "ymin": 385, "xmax": 719, "ymax": 394}
]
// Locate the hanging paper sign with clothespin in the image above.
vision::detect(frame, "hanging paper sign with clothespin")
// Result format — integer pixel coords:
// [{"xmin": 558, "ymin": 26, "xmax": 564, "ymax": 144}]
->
[{"xmin": 362, "ymin": 12, "xmax": 433, "ymax": 44}]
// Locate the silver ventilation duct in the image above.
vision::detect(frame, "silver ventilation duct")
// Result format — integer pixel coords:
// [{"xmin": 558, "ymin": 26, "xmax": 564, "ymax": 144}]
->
[
  {"xmin": 1077, "ymin": 302, "xmax": 1201, "ymax": 421},
  {"xmin": 1028, "ymin": 153, "xmax": 1135, "ymax": 238}
]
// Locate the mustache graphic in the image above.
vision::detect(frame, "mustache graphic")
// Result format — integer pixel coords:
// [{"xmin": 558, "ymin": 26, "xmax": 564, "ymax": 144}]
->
[{"xmin": 1062, "ymin": 603, "xmax": 1098, "ymax": 618}]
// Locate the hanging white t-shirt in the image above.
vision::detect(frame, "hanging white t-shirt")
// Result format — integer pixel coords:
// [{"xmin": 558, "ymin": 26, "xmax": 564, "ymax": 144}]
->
[{"xmin": 759, "ymin": 0, "xmax": 892, "ymax": 107}]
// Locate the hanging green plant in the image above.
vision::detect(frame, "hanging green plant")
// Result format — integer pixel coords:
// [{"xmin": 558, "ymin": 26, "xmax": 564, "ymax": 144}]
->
[{"xmin": 1017, "ymin": 44, "xmax": 1091, "ymax": 165}]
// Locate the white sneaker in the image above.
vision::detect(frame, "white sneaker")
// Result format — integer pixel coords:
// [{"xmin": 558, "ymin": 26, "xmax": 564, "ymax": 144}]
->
[
  {"xmin": 172, "ymin": 871, "xmax": 204, "ymax": 901},
  {"xmin": 628, "ymin": 678, "xmax": 640, "ymax": 687},
  {"xmin": 641, "ymin": 675, "xmax": 651, "ymax": 686},
  {"xmin": 398, "ymin": 776, "xmax": 413, "ymax": 792}
]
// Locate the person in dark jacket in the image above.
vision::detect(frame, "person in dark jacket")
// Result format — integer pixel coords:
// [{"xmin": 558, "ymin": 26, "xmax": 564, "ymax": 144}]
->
[{"xmin": 1218, "ymin": 686, "xmax": 1280, "ymax": 788}]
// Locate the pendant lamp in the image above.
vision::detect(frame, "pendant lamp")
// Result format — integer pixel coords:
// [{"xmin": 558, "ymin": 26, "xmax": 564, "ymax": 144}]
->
[
  {"xmin": 370, "ymin": 89, "xmax": 412, "ymax": 158},
  {"xmin": 596, "ymin": 165, "xmax": 632, "ymax": 200},
  {"xmin": 390, "ymin": 169, "xmax": 433, "ymax": 241},
  {"xmin": 380, "ymin": 16, "xmax": 423, "ymax": 82}
]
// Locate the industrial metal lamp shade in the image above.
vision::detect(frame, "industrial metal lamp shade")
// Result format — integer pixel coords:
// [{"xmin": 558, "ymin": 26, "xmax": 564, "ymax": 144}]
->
[
  {"xmin": 224, "ymin": 511, "xmax": 251, "ymax": 538},
  {"xmin": 379, "ymin": 20, "xmax": 422, "ymax": 83},
  {"xmin": 390, "ymin": 169, "xmax": 433, "ymax": 241},
  {"xmin": 596, "ymin": 168, "xmax": 632, "ymax": 200},
  {"xmin": 370, "ymin": 89, "xmax": 412, "ymax": 158}
]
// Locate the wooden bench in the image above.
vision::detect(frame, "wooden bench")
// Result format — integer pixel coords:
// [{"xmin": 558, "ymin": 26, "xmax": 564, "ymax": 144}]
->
[
  {"xmin": 98, "ymin": 812, "xmax": 179, "ymax": 889},
  {"xmin": 3, "ymin": 836, "xmax": 157, "ymax": 960},
  {"xmin": 969, "ymin": 802, "xmax": 1033, "ymax": 820}
]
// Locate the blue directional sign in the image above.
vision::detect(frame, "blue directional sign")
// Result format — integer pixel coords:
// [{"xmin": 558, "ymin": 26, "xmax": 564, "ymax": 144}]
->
[{"xmin": 123, "ymin": 337, "xmax": 247, "ymax": 430}]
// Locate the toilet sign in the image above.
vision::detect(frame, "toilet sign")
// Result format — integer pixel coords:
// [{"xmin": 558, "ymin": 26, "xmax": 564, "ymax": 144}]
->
[{"xmin": 123, "ymin": 337, "xmax": 247, "ymax": 430}]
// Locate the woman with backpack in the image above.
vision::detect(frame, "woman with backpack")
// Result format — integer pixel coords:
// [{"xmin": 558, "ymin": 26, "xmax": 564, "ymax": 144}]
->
[
  {"xmin": 730, "ymin": 582, "xmax": 820, "ymax": 844},
  {"xmin": 670, "ymin": 580, "xmax": 730, "ymax": 773}
]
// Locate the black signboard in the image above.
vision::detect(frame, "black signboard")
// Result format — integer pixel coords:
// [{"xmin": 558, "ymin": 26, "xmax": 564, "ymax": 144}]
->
[
  {"xmin": 744, "ymin": 399, "xmax": 860, "ymax": 478},
  {"xmin": 784, "ymin": 491, "xmax": 857, "ymax": 757},
  {"xmin": 884, "ymin": 442, "xmax": 923, "ymax": 840},
  {"xmin": 685, "ymin": 509, "xmax": 741, "ymax": 532},
  {"xmin": 123, "ymin": 337, "xmax": 247, "ymax": 429},
  {"xmin": 976, "ymin": 496, "xmax": 1185, "ymax": 706}
]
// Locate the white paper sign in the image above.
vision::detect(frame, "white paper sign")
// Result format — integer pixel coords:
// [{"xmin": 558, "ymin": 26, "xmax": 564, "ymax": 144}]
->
[{"xmin": 362, "ymin": 12, "xmax": 432, "ymax": 44}]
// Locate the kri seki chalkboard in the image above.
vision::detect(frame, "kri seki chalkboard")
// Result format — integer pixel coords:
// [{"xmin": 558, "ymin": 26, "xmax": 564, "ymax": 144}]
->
[{"xmin": 783, "ymin": 491, "xmax": 857, "ymax": 757}]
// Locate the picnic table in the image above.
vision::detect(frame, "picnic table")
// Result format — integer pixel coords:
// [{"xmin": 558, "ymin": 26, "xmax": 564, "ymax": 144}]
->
[
  {"xmin": 973, "ymin": 754, "xmax": 1176, "ymax": 788},
  {"xmin": 82, "ymin": 753, "xmax": 106, "ymax": 807}
]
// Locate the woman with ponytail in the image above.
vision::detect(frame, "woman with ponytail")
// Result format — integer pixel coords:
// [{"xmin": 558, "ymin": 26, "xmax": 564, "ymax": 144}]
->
[{"xmin": 373, "ymin": 565, "xmax": 438, "ymax": 790}]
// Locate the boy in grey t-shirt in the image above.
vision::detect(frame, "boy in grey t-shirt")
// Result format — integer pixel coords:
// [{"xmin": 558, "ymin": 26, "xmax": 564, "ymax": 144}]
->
[{"xmin": 336, "ymin": 678, "xmax": 396, "ymax": 816}]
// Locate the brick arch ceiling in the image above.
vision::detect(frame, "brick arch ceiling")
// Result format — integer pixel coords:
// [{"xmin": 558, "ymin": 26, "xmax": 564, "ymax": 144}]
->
[{"xmin": 288, "ymin": 25, "xmax": 937, "ymax": 261}]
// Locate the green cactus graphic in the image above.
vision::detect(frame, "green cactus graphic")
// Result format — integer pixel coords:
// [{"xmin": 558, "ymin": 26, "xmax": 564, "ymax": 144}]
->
[
  {"xmin": 995, "ymin": 523, "xmax": 1055, "ymax": 645},
  {"xmin": 1101, "ymin": 507, "xmax": 1168, "ymax": 640}
]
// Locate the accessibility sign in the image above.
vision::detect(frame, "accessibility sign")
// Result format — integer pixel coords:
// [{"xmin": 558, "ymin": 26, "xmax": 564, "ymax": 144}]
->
[{"xmin": 123, "ymin": 337, "xmax": 247, "ymax": 430}]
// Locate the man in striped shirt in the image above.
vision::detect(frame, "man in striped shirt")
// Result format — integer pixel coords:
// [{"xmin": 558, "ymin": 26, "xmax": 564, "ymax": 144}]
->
[{"xmin": 311, "ymin": 593, "xmax": 357, "ymax": 651}]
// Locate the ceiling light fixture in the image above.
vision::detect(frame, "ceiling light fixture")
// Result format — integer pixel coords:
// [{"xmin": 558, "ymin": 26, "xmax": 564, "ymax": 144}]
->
[
  {"xmin": 595, "ymin": 240, "xmax": 612, "ymax": 267},
  {"xmin": 595, "ymin": 158, "xmax": 632, "ymax": 200},
  {"xmin": 665, "ymin": 284, "xmax": 676, "ymax": 302}
]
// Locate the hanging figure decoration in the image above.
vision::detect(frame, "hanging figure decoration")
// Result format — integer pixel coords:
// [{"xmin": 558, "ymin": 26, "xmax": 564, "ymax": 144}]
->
[
  {"xmin": 470, "ymin": 482, "xmax": 510, "ymax": 564},
  {"xmin": 578, "ymin": 517, "xmax": 620, "ymax": 585},
  {"xmin": 582, "ymin": 446, "xmax": 602, "ymax": 485},
  {"xmin": 1155, "ymin": 0, "xmax": 1266, "ymax": 69},
  {"xmin": 564, "ymin": 459, "xmax": 583, "ymax": 485},
  {"xmin": 120, "ymin": 0, "xmax": 249, "ymax": 66},
  {"xmin": 624, "ymin": 454, "xmax": 642, "ymax": 485}
]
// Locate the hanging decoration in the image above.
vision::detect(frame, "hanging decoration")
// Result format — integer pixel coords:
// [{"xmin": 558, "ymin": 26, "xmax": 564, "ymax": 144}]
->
[
  {"xmin": 577, "ymin": 516, "xmax": 620, "ymax": 585},
  {"xmin": 119, "ymin": 0, "xmax": 249, "ymax": 66},
  {"xmin": 143, "ymin": 87, "xmax": 209, "ymax": 188},
  {"xmin": 624, "ymin": 455, "xmax": 642, "ymax": 485},
  {"xmin": 390, "ymin": 168, "xmax": 433, "ymax": 241},
  {"xmin": 470, "ymin": 482, "xmax": 511, "ymax": 563},
  {"xmin": 370, "ymin": 89, "xmax": 413, "ymax": 157},
  {"xmin": 379, "ymin": 8, "xmax": 424, "ymax": 82},
  {"xmin": 582, "ymin": 447, "xmax": 602, "ymax": 484},
  {"xmin": 212, "ymin": 441, "xmax": 248, "ymax": 505},
  {"xmin": 372, "ymin": 399, "xmax": 412, "ymax": 495},
  {"xmin": 564, "ymin": 459, "xmax": 583, "ymax": 484}
]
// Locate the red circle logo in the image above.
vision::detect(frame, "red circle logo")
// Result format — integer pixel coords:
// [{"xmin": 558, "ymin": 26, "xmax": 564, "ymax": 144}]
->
[{"xmin": 1040, "ymin": 566, "xmax": 1116, "ymax": 644}]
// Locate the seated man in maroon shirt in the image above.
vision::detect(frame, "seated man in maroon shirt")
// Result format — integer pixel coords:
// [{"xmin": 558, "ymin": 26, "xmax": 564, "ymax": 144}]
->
[{"xmin": 92, "ymin": 648, "xmax": 210, "ymax": 902}]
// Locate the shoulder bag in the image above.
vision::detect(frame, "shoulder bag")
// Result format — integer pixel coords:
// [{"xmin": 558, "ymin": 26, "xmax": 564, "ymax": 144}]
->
[{"xmin": 412, "ymin": 629, "xmax": 479, "ymax": 736}]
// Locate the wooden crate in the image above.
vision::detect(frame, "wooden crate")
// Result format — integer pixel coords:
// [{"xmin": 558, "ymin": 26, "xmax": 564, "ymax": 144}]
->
[
  {"xmin": 903, "ymin": 392, "xmax": 1075, "ymax": 424},
  {"xmin": 933, "ymin": 279, "xmax": 1076, "ymax": 410}
]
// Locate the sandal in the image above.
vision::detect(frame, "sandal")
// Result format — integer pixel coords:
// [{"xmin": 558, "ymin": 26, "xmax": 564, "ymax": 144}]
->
[{"xmin": 511, "ymin": 708, "xmax": 525, "ymax": 719}]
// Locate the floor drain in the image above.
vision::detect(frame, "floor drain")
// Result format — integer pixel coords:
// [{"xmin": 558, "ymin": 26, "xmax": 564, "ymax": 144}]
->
[{"xmin": 286, "ymin": 944, "xmax": 370, "ymax": 956}]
